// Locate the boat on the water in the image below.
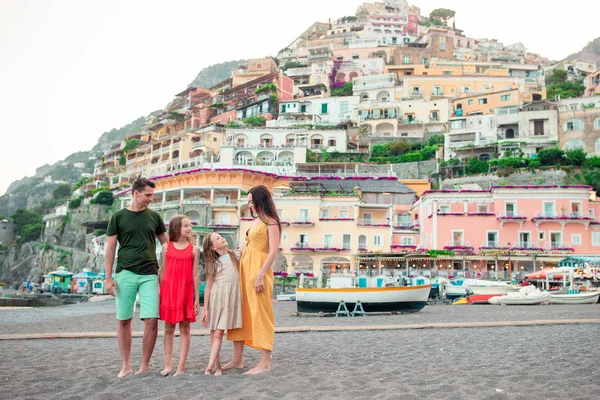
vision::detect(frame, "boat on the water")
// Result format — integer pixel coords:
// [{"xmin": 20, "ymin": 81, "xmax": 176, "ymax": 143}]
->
[{"xmin": 295, "ymin": 274, "xmax": 430, "ymax": 314}]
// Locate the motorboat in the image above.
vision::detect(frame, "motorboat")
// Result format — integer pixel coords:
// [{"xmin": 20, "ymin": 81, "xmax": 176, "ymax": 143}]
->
[
  {"xmin": 490, "ymin": 286, "xmax": 551, "ymax": 305},
  {"xmin": 550, "ymin": 291, "xmax": 600, "ymax": 305}
]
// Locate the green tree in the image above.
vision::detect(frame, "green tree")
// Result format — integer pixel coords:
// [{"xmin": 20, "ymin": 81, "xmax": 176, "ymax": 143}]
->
[
  {"xmin": 388, "ymin": 141, "xmax": 412, "ymax": 156},
  {"xmin": 537, "ymin": 147, "xmax": 564, "ymax": 166},
  {"xmin": 427, "ymin": 134, "xmax": 445, "ymax": 146},
  {"xmin": 19, "ymin": 223, "xmax": 42, "ymax": 244},
  {"xmin": 243, "ymin": 116, "xmax": 266, "ymax": 126},
  {"xmin": 429, "ymin": 8, "xmax": 455, "ymax": 26},
  {"xmin": 53, "ymin": 184, "xmax": 72, "ymax": 200},
  {"xmin": 332, "ymin": 82, "xmax": 354, "ymax": 97},
  {"xmin": 90, "ymin": 191, "xmax": 114, "ymax": 206},
  {"xmin": 546, "ymin": 69, "xmax": 585, "ymax": 99},
  {"xmin": 10, "ymin": 209, "xmax": 42, "ymax": 233},
  {"xmin": 564, "ymin": 149, "xmax": 587, "ymax": 166}
]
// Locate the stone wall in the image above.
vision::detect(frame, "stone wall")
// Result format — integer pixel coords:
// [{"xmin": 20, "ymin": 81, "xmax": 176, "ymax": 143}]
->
[
  {"xmin": 441, "ymin": 169, "xmax": 569, "ymax": 190},
  {"xmin": 61, "ymin": 204, "xmax": 111, "ymax": 250}
]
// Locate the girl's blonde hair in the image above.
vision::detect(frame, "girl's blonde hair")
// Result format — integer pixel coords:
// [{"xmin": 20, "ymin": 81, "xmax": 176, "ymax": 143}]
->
[
  {"xmin": 202, "ymin": 233, "xmax": 239, "ymax": 279},
  {"xmin": 168, "ymin": 215, "xmax": 192, "ymax": 243}
]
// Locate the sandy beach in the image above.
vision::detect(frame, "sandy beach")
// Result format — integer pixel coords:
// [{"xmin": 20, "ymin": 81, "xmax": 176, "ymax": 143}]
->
[{"xmin": 0, "ymin": 300, "xmax": 598, "ymax": 399}]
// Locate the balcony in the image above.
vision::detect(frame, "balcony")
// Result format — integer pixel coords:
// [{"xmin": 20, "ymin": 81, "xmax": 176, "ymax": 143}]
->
[
  {"xmin": 149, "ymin": 200, "xmax": 181, "ymax": 211},
  {"xmin": 319, "ymin": 218, "xmax": 355, "ymax": 222},
  {"xmin": 314, "ymin": 244, "xmax": 351, "ymax": 252},
  {"xmin": 290, "ymin": 219, "xmax": 315, "ymax": 226},
  {"xmin": 443, "ymin": 241, "xmax": 473, "ymax": 251},
  {"xmin": 208, "ymin": 220, "xmax": 239, "ymax": 229},
  {"xmin": 393, "ymin": 223, "xmax": 419, "ymax": 230},
  {"xmin": 211, "ymin": 200, "xmax": 238, "ymax": 208},
  {"xmin": 391, "ymin": 244, "xmax": 417, "ymax": 252},
  {"xmin": 531, "ymin": 212, "xmax": 594, "ymax": 228},
  {"xmin": 547, "ymin": 242, "xmax": 574, "ymax": 252},
  {"xmin": 290, "ymin": 242, "xmax": 316, "ymax": 251},
  {"xmin": 357, "ymin": 219, "xmax": 390, "ymax": 227}
]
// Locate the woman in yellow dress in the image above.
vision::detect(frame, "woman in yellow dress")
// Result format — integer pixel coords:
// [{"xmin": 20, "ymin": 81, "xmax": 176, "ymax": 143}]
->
[{"xmin": 224, "ymin": 185, "xmax": 281, "ymax": 374}]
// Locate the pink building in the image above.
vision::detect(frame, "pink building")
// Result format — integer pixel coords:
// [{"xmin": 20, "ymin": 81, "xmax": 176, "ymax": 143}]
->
[{"xmin": 411, "ymin": 186, "xmax": 600, "ymax": 278}]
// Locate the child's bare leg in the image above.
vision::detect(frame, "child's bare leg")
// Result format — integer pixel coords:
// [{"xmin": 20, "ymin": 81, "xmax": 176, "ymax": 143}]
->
[
  {"xmin": 205, "ymin": 330, "xmax": 215, "ymax": 375},
  {"xmin": 206, "ymin": 329, "xmax": 224, "ymax": 375},
  {"xmin": 161, "ymin": 323, "xmax": 175, "ymax": 376},
  {"xmin": 174, "ymin": 321, "xmax": 191, "ymax": 376}
]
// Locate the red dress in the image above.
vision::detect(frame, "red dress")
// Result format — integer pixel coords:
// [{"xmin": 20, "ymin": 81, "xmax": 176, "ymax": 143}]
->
[{"xmin": 160, "ymin": 242, "xmax": 196, "ymax": 324}]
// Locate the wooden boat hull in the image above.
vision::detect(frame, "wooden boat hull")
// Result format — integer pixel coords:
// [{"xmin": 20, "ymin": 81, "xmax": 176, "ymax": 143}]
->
[{"xmin": 295, "ymin": 285, "xmax": 431, "ymax": 314}]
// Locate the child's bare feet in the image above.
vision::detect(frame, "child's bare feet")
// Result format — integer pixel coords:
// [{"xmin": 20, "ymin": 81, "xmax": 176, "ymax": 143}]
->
[
  {"xmin": 244, "ymin": 365, "xmax": 270, "ymax": 375},
  {"xmin": 160, "ymin": 367, "xmax": 172, "ymax": 376},
  {"xmin": 214, "ymin": 369, "xmax": 223, "ymax": 376},
  {"xmin": 173, "ymin": 369, "xmax": 185, "ymax": 377},
  {"xmin": 204, "ymin": 368, "xmax": 212, "ymax": 376}
]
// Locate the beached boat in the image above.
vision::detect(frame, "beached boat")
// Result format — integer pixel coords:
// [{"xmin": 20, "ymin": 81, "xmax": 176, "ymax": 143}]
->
[
  {"xmin": 549, "ymin": 291, "xmax": 600, "ymax": 305},
  {"xmin": 443, "ymin": 278, "xmax": 517, "ymax": 301},
  {"xmin": 489, "ymin": 286, "xmax": 551, "ymax": 305},
  {"xmin": 295, "ymin": 274, "xmax": 430, "ymax": 314}
]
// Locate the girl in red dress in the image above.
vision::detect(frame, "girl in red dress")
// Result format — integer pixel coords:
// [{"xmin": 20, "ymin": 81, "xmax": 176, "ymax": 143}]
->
[{"xmin": 159, "ymin": 215, "xmax": 200, "ymax": 376}]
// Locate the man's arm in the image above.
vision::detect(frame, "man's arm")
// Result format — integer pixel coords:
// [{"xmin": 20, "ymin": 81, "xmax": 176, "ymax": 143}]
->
[
  {"xmin": 104, "ymin": 235, "xmax": 118, "ymax": 296},
  {"xmin": 157, "ymin": 232, "xmax": 168, "ymax": 245}
]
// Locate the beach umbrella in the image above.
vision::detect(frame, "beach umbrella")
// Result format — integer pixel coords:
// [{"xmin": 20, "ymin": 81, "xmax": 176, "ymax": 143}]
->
[{"xmin": 73, "ymin": 271, "xmax": 99, "ymax": 279}]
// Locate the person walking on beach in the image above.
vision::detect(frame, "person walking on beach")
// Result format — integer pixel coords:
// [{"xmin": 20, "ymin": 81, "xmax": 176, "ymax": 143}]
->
[
  {"xmin": 105, "ymin": 177, "xmax": 168, "ymax": 378},
  {"xmin": 159, "ymin": 215, "xmax": 200, "ymax": 376},
  {"xmin": 224, "ymin": 185, "xmax": 280, "ymax": 375},
  {"xmin": 201, "ymin": 232, "xmax": 242, "ymax": 376}
]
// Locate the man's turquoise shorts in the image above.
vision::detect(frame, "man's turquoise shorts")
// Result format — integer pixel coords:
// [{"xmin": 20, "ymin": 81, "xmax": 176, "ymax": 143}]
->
[{"xmin": 114, "ymin": 269, "xmax": 159, "ymax": 320}]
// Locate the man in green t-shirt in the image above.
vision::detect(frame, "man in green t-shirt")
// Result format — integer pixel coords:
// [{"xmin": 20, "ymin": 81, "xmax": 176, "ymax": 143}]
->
[{"xmin": 105, "ymin": 177, "xmax": 168, "ymax": 378}]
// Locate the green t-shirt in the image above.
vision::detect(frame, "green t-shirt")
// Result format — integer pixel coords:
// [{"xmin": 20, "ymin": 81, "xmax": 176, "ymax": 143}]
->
[{"xmin": 106, "ymin": 208, "xmax": 167, "ymax": 275}]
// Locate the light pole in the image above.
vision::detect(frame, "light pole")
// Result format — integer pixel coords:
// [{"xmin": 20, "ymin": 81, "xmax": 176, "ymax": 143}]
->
[{"xmin": 507, "ymin": 242, "xmax": 513, "ymax": 283}]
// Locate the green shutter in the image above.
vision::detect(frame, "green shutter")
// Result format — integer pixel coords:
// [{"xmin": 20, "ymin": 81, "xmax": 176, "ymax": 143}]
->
[{"xmin": 321, "ymin": 103, "xmax": 328, "ymax": 114}]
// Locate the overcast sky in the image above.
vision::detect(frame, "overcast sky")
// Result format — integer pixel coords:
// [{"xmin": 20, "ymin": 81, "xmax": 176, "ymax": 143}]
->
[{"xmin": 0, "ymin": 0, "xmax": 597, "ymax": 196}]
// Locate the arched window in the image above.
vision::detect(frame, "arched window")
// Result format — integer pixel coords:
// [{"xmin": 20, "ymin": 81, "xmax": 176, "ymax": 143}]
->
[
  {"xmin": 358, "ymin": 234, "xmax": 367, "ymax": 249},
  {"xmin": 506, "ymin": 128, "xmax": 515, "ymax": 139},
  {"xmin": 563, "ymin": 118, "xmax": 584, "ymax": 132},
  {"xmin": 595, "ymin": 138, "xmax": 600, "ymax": 154},
  {"xmin": 564, "ymin": 139, "xmax": 585, "ymax": 150},
  {"xmin": 594, "ymin": 117, "xmax": 600, "ymax": 130}
]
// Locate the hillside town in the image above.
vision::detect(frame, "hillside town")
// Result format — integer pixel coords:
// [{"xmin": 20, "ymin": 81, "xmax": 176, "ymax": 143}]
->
[{"xmin": 3, "ymin": 0, "xmax": 600, "ymax": 283}]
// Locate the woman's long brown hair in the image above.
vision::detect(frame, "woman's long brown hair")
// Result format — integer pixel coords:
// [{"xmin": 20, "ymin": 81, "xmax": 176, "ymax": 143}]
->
[
  {"xmin": 168, "ymin": 215, "xmax": 192, "ymax": 243},
  {"xmin": 248, "ymin": 185, "xmax": 281, "ymax": 236},
  {"xmin": 202, "ymin": 233, "xmax": 240, "ymax": 279}
]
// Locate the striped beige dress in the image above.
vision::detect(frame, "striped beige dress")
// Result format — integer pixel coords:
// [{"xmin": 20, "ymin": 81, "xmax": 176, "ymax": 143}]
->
[{"xmin": 208, "ymin": 253, "xmax": 243, "ymax": 331}]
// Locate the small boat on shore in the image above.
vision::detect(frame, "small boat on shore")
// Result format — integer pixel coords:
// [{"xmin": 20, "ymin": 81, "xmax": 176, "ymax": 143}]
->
[
  {"xmin": 489, "ymin": 286, "xmax": 551, "ymax": 305},
  {"xmin": 295, "ymin": 274, "xmax": 430, "ymax": 314},
  {"xmin": 550, "ymin": 291, "xmax": 600, "ymax": 305},
  {"xmin": 443, "ymin": 278, "xmax": 518, "ymax": 301}
]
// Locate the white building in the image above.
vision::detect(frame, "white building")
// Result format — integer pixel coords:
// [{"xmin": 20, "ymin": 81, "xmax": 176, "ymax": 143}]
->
[
  {"xmin": 353, "ymin": 73, "xmax": 399, "ymax": 103},
  {"xmin": 270, "ymin": 96, "xmax": 360, "ymax": 127},
  {"xmin": 445, "ymin": 114, "xmax": 497, "ymax": 160}
]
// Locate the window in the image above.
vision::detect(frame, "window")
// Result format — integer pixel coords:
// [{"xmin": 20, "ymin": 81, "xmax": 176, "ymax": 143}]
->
[
  {"xmin": 539, "ymin": 232, "xmax": 546, "ymax": 241},
  {"xmin": 215, "ymin": 195, "xmax": 229, "ymax": 204},
  {"xmin": 397, "ymin": 213, "xmax": 412, "ymax": 226},
  {"xmin": 299, "ymin": 209, "xmax": 309, "ymax": 222},
  {"xmin": 505, "ymin": 202, "xmax": 516, "ymax": 217},
  {"xmin": 439, "ymin": 205, "xmax": 450, "ymax": 213},
  {"xmin": 403, "ymin": 56, "xmax": 410, "ymax": 64},
  {"xmin": 593, "ymin": 232, "xmax": 600, "ymax": 246},
  {"xmin": 363, "ymin": 213, "xmax": 373, "ymax": 223},
  {"xmin": 452, "ymin": 231, "xmax": 463, "ymax": 246},
  {"xmin": 468, "ymin": 99, "xmax": 473, "ymax": 105},
  {"xmin": 358, "ymin": 234, "xmax": 367, "ymax": 248},
  {"xmin": 339, "ymin": 209, "xmax": 348, "ymax": 218},
  {"xmin": 320, "ymin": 209, "xmax": 329, "ymax": 219},
  {"xmin": 450, "ymin": 120, "xmax": 466, "ymax": 130},
  {"xmin": 519, "ymin": 232, "xmax": 531, "ymax": 248},
  {"xmin": 563, "ymin": 118, "xmax": 584, "ymax": 131},
  {"xmin": 430, "ymin": 111, "xmax": 439, "ymax": 121},
  {"xmin": 401, "ymin": 237, "xmax": 415, "ymax": 245},
  {"xmin": 340, "ymin": 102, "xmax": 349, "ymax": 114},
  {"xmin": 550, "ymin": 232, "xmax": 562, "ymax": 248},
  {"xmin": 324, "ymin": 234, "xmax": 333, "ymax": 248},
  {"xmin": 564, "ymin": 139, "xmax": 585, "ymax": 150},
  {"xmin": 298, "ymin": 234, "xmax": 307, "ymax": 246},
  {"xmin": 487, "ymin": 231, "xmax": 498, "ymax": 247},
  {"xmin": 478, "ymin": 98, "xmax": 488, "ymax": 105},
  {"xmin": 594, "ymin": 117, "xmax": 600, "ymax": 130},
  {"xmin": 321, "ymin": 103, "xmax": 328, "ymax": 114},
  {"xmin": 328, "ymin": 139, "xmax": 336, "ymax": 147},
  {"xmin": 478, "ymin": 205, "xmax": 489, "ymax": 213},
  {"xmin": 543, "ymin": 202, "xmax": 555, "ymax": 217},
  {"xmin": 374, "ymin": 235, "xmax": 383, "ymax": 246},
  {"xmin": 500, "ymin": 94, "xmax": 511, "ymax": 101},
  {"xmin": 595, "ymin": 138, "xmax": 600, "ymax": 153},
  {"xmin": 300, "ymin": 104, "xmax": 307, "ymax": 113},
  {"xmin": 281, "ymin": 104, "xmax": 287, "ymax": 113},
  {"xmin": 422, "ymin": 58, "xmax": 429, "ymax": 66},
  {"xmin": 534, "ymin": 120, "xmax": 545, "ymax": 136},
  {"xmin": 412, "ymin": 86, "xmax": 421, "ymax": 95},
  {"xmin": 571, "ymin": 202, "xmax": 582, "ymax": 217},
  {"xmin": 571, "ymin": 234, "xmax": 582, "ymax": 246},
  {"xmin": 461, "ymin": 86, "xmax": 471, "ymax": 93},
  {"xmin": 219, "ymin": 212, "xmax": 230, "ymax": 224},
  {"xmin": 432, "ymin": 86, "xmax": 442, "ymax": 96}
]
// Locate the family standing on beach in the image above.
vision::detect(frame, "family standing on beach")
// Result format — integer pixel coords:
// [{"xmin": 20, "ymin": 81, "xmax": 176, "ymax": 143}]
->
[{"xmin": 105, "ymin": 178, "xmax": 279, "ymax": 378}]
